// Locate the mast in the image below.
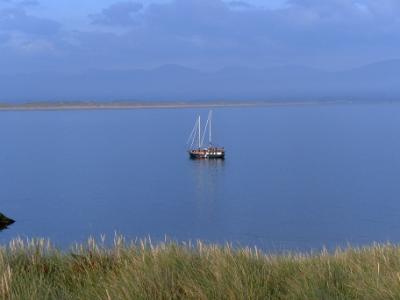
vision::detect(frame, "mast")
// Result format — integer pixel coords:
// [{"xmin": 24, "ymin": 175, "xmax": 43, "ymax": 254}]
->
[
  {"xmin": 209, "ymin": 110, "xmax": 212, "ymax": 145},
  {"xmin": 198, "ymin": 115, "xmax": 201, "ymax": 148}
]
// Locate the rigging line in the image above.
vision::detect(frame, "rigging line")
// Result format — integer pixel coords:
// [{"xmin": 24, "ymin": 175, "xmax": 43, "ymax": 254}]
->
[
  {"xmin": 186, "ymin": 126, "xmax": 195, "ymax": 146},
  {"xmin": 201, "ymin": 118, "xmax": 209, "ymax": 147},
  {"xmin": 198, "ymin": 115, "xmax": 201, "ymax": 149},
  {"xmin": 209, "ymin": 110, "xmax": 213, "ymax": 145},
  {"xmin": 186, "ymin": 118, "xmax": 198, "ymax": 146},
  {"xmin": 191, "ymin": 132, "xmax": 196, "ymax": 149},
  {"xmin": 190, "ymin": 120, "xmax": 197, "ymax": 149},
  {"xmin": 201, "ymin": 111, "xmax": 212, "ymax": 147}
]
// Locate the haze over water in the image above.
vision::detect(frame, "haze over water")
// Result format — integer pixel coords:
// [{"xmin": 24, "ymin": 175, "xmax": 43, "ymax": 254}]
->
[{"xmin": 1, "ymin": 103, "xmax": 400, "ymax": 251}]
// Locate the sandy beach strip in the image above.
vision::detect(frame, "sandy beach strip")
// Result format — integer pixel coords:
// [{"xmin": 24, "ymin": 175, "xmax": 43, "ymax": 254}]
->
[{"xmin": 0, "ymin": 100, "xmax": 348, "ymax": 111}]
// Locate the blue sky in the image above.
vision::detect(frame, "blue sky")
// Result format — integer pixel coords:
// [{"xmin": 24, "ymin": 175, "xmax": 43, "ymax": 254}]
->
[{"xmin": 1, "ymin": 0, "xmax": 400, "ymax": 74}]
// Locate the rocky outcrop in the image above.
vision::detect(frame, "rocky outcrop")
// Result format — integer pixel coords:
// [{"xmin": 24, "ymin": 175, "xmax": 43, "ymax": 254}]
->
[{"xmin": 0, "ymin": 213, "xmax": 15, "ymax": 230}]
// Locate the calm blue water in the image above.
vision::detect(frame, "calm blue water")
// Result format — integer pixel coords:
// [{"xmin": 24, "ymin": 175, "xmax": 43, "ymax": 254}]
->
[{"xmin": 1, "ymin": 104, "xmax": 400, "ymax": 251}]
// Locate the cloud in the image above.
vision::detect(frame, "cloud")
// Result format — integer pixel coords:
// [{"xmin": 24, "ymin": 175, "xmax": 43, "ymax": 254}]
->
[
  {"xmin": 0, "ymin": 0, "xmax": 39, "ymax": 6},
  {"xmin": 228, "ymin": 1, "xmax": 253, "ymax": 9},
  {"xmin": 0, "ymin": 2, "xmax": 63, "ymax": 71},
  {"xmin": 0, "ymin": 7, "xmax": 61, "ymax": 36},
  {"xmin": 120, "ymin": 0, "xmax": 400, "ymax": 67},
  {"xmin": 18, "ymin": 0, "xmax": 40, "ymax": 6},
  {"xmin": 90, "ymin": 1, "xmax": 143, "ymax": 26},
  {"xmin": 2, "ymin": 0, "xmax": 400, "ymax": 75}
]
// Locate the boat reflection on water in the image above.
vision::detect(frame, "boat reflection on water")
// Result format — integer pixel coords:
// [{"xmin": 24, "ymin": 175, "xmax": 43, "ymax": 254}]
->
[{"xmin": 191, "ymin": 159, "xmax": 226, "ymax": 225}]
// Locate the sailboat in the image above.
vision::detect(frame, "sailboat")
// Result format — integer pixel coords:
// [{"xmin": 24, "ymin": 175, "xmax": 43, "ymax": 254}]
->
[{"xmin": 187, "ymin": 111, "xmax": 225, "ymax": 159}]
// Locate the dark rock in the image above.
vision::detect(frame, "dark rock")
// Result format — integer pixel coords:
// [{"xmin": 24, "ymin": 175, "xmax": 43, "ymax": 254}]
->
[{"xmin": 0, "ymin": 213, "xmax": 15, "ymax": 230}]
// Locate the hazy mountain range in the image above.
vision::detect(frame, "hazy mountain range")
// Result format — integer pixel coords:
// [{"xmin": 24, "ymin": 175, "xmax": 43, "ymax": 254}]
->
[{"xmin": 1, "ymin": 59, "xmax": 400, "ymax": 103}]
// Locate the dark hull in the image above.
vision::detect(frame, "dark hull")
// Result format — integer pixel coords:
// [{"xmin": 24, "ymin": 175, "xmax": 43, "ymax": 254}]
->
[{"xmin": 189, "ymin": 148, "xmax": 225, "ymax": 159}]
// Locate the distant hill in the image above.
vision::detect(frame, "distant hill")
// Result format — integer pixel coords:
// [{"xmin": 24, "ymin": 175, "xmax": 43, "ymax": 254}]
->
[{"xmin": 1, "ymin": 60, "xmax": 400, "ymax": 102}]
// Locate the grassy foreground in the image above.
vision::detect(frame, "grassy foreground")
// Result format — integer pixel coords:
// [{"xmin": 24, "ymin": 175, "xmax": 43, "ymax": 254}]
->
[{"xmin": 0, "ymin": 238, "xmax": 399, "ymax": 299}]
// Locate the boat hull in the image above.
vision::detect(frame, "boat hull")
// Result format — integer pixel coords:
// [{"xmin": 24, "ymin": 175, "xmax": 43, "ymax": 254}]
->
[{"xmin": 189, "ymin": 148, "xmax": 225, "ymax": 159}]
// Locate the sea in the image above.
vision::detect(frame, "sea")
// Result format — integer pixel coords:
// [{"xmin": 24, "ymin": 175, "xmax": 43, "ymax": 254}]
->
[{"xmin": 1, "ymin": 103, "xmax": 400, "ymax": 252}]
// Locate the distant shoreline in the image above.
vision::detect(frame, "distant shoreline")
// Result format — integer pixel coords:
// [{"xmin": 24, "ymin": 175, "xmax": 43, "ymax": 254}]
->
[{"xmin": 0, "ymin": 100, "xmax": 351, "ymax": 111}]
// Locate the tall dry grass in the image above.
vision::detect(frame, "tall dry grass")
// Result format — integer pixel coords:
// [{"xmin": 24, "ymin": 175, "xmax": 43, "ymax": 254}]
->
[{"xmin": 0, "ymin": 237, "xmax": 399, "ymax": 299}]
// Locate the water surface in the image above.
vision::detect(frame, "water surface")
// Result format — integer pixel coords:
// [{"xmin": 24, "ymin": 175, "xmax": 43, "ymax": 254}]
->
[{"xmin": 1, "ymin": 104, "xmax": 400, "ymax": 251}]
